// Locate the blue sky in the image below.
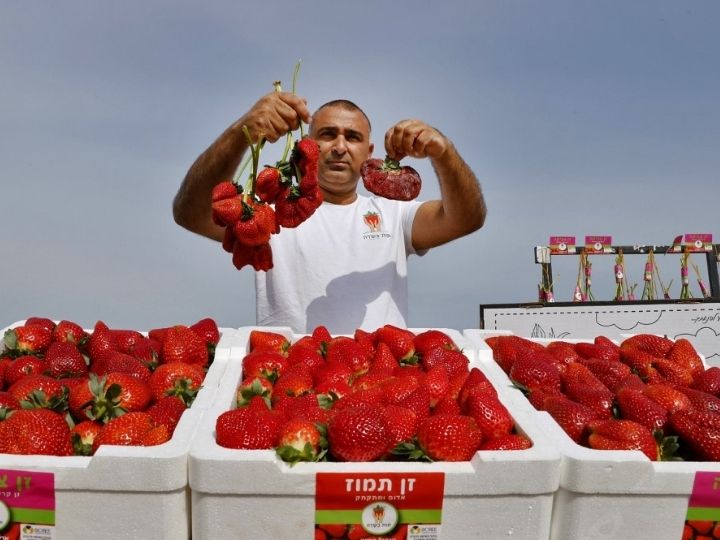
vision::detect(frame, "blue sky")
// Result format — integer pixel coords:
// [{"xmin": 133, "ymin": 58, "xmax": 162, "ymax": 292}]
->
[{"xmin": 2, "ymin": 1, "xmax": 719, "ymax": 332}]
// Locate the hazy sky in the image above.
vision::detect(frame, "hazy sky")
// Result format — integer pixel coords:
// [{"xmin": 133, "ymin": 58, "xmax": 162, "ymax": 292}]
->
[{"xmin": 2, "ymin": 1, "xmax": 719, "ymax": 333}]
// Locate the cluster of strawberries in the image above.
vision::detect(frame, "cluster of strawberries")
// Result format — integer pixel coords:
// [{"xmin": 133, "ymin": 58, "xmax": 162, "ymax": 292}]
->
[
  {"xmin": 486, "ymin": 333, "xmax": 718, "ymax": 461},
  {"xmin": 211, "ymin": 137, "xmax": 322, "ymax": 271},
  {"xmin": 0, "ymin": 316, "xmax": 219, "ymax": 456},
  {"xmin": 215, "ymin": 325, "xmax": 531, "ymax": 463}
]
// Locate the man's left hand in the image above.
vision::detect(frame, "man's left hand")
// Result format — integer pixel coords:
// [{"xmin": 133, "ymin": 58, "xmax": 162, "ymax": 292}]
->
[{"xmin": 384, "ymin": 119, "xmax": 449, "ymax": 161}]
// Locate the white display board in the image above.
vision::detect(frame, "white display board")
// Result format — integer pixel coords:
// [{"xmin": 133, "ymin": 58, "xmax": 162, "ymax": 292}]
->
[{"xmin": 481, "ymin": 302, "xmax": 720, "ymax": 366}]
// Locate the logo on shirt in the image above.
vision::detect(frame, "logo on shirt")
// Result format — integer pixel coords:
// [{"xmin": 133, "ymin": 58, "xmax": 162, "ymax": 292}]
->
[{"xmin": 363, "ymin": 211, "xmax": 381, "ymax": 232}]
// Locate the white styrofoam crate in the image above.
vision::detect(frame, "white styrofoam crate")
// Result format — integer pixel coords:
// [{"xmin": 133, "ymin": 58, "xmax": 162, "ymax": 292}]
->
[
  {"xmin": 190, "ymin": 327, "xmax": 561, "ymax": 540},
  {"xmin": 0, "ymin": 320, "xmax": 242, "ymax": 540},
  {"xmin": 463, "ymin": 329, "xmax": 712, "ymax": 540}
]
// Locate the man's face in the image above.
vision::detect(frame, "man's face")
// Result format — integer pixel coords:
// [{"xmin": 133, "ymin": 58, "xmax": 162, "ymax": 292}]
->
[{"xmin": 309, "ymin": 106, "xmax": 374, "ymax": 203}]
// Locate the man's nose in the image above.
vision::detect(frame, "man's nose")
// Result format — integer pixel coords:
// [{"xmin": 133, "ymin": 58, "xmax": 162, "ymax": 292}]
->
[{"xmin": 332, "ymin": 136, "xmax": 348, "ymax": 153}]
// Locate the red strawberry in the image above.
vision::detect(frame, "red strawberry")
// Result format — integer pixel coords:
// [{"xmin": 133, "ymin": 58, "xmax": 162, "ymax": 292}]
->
[
  {"xmin": 545, "ymin": 341, "xmax": 581, "ymax": 369},
  {"xmin": 415, "ymin": 414, "xmax": 482, "ymax": 461},
  {"xmin": 275, "ymin": 418, "xmax": 327, "ymax": 463},
  {"xmin": 642, "ymin": 383, "xmax": 692, "ymax": 414},
  {"xmin": 236, "ymin": 376, "xmax": 274, "ymax": 407},
  {"xmin": 90, "ymin": 350, "xmax": 152, "ymax": 381},
  {"xmin": 488, "ymin": 335, "xmax": 546, "ymax": 373},
  {"xmin": 676, "ymin": 387, "xmax": 720, "ymax": 414},
  {"xmin": 4, "ymin": 355, "xmax": 46, "ymax": 387},
  {"xmin": 667, "ymin": 338, "xmax": 705, "ymax": 378},
  {"xmin": 161, "ymin": 325, "xmax": 209, "ymax": 367},
  {"xmin": 369, "ymin": 342, "xmax": 400, "ymax": 376},
  {"xmin": 147, "ymin": 326, "xmax": 170, "ymax": 345},
  {"xmin": 249, "ymin": 329, "xmax": 290, "ymax": 354},
  {"xmin": 70, "ymin": 373, "xmax": 149, "ymax": 421},
  {"xmin": 587, "ymin": 418, "xmax": 658, "ymax": 460},
  {"xmin": 212, "ymin": 196, "xmax": 243, "ymax": 227},
  {"xmin": 691, "ymin": 366, "xmax": 720, "ymax": 396},
  {"xmin": 149, "ymin": 362, "xmax": 205, "ymax": 404},
  {"xmin": 333, "ymin": 386, "xmax": 385, "ymax": 411},
  {"xmin": 375, "ymin": 325, "xmax": 418, "ymax": 364},
  {"xmin": 287, "ymin": 340, "xmax": 325, "ymax": 374},
  {"xmin": 310, "ymin": 325, "xmax": 332, "ymax": 346},
  {"xmin": 255, "ymin": 166, "xmax": 284, "ymax": 203},
  {"xmin": 272, "ymin": 365, "xmax": 315, "ymax": 399},
  {"xmin": 141, "ymin": 424, "xmax": 172, "ymax": 446},
  {"xmin": 574, "ymin": 341, "xmax": 620, "ymax": 362},
  {"xmin": 384, "ymin": 405, "xmax": 419, "ymax": 450},
  {"xmin": 242, "ymin": 350, "xmax": 290, "ymax": 382},
  {"xmin": 670, "ymin": 408, "xmax": 720, "ymax": 461},
  {"xmin": 413, "ymin": 330, "xmax": 458, "ymax": 357},
  {"xmin": 541, "ymin": 394, "xmax": 599, "ymax": 443},
  {"xmin": 423, "ymin": 365, "xmax": 450, "ymax": 407},
  {"xmin": 211, "ymin": 180, "xmax": 241, "ymax": 202},
  {"xmin": 576, "ymin": 357, "xmax": 632, "ymax": 391},
  {"xmin": 509, "ymin": 354, "xmax": 561, "ymax": 393},
  {"xmin": 71, "ymin": 419, "xmax": 102, "ymax": 455},
  {"xmin": 45, "ymin": 341, "xmax": 88, "ymax": 379},
  {"xmin": 563, "ymin": 383, "xmax": 614, "ymax": 420},
  {"xmin": 86, "ymin": 321, "xmax": 116, "ymax": 360},
  {"xmin": 421, "ymin": 347, "xmax": 469, "ymax": 378},
  {"xmin": 325, "ymin": 336, "xmax": 371, "ymax": 376},
  {"xmin": 25, "ymin": 317, "xmax": 56, "ymax": 332},
  {"xmin": 232, "ymin": 199, "xmax": 277, "ymax": 247},
  {"xmin": 190, "ymin": 317, "xmax": 220, "ymax": 352},
  {"xmin": 232, "ymin": 241, "xmax": 274, "ymax": 271},
  {"xmin": 1, "ymin": 408, "xmax": 73, "ymax": 456},
  {"xmin": 92, "ymin": 411, "xmax": 156, "ymax": 452},
  {"xmin": 128, "ymin": 337, "xmax": 160, "ymax": 369},
  {"xmin": 105, "ymin": 372, "xmax": 152, "ymax": 412},
  {"xmin": 317, "ymin": 524, "xmax": 347, "ymax": 539},
  {"xmin": 480, "ymin": 433, "xmax": 533, "ymax": 451},
  {"xmin": 621, "ymin": 334, "xmax": 674, "ymax": 357},
  {"xmin": 327, "ymin": 404, "xmax": 389, "ymax": 461},
  {"xmin": 8, "ymin": 374, "xmax": 67, "ymax": 408},
  {"xmin": 652, "ymin": 357, "xmax": 693, "ymax": 387},
  {"xmin": 52, "ymin": 320, "xmax": 88, "ymax": 345},
  {"xmin": 110, "ymin": 329, "xmax": 145, "ymax": 354},
  {"xmin": 4, "ymin": 325, "xmax": 52, "ymax": 355},
  {"xmin": 274, "ymin": 185, "xmax": 323, "ymax": 228},
  {"xmin": 462, "ymin": 385, "xmax": 514, "ymax": 440},
  {"xmin": 293, "ymin": 137, "xmax": 320, "ymax": 173},
  {"xmin": 0, "ymin": 391, "xmax": 21, "ymax": 411},
  {"xmin": 615, "ymin": 388, "xmax": 668, "ymax": 431},
  {"xmin": 147, "ymin": 396, "xmax": 187, "ymax": 434},
  {"xmin": 216, "ymin": 404, "xmax": 284, "ymax": 449},
  {"xmin": 361, "ymin": 156, "xmax": 422, "ymax": 201}
]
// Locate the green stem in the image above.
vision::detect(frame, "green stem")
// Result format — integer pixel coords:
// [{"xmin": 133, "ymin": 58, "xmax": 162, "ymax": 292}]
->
[{"xmin": 242, "ymin": 125, "xmax": 262, "ymax": 198}]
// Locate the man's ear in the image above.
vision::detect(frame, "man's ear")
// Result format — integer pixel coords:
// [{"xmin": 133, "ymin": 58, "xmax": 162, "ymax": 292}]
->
[{"xmin": 368, "ymin": 142, "xmax": 375, "ymax": 159}]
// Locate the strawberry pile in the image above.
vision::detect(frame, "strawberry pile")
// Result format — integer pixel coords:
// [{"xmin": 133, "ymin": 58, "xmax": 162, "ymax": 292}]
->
[
  {"xmin": 683, "ymin": 520, "xmax": 720, "ymax": 540},
  {"xmin": 486, "ymin": 333, "xmax": 718, "ymax": 461},
  {"xmin": 215, "ymin": 325, "xmax": 532, "ymax": 463},
  {"xmin": 0, "ymin": 316, "xmax": 219, "ymax": 456}
]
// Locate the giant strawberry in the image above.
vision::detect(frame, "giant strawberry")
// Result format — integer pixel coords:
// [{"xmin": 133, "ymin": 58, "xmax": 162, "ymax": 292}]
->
[
  {"xmin": 327, "ymin": 403, "xmax": 389, "ymax": 462},
  {"xmin": 361, "ymin": 156, "xmax": 421, "ymax": 201}
]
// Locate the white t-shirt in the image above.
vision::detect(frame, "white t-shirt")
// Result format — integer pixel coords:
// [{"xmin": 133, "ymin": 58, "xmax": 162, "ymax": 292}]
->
[{"xmin": 255, "ymin": 195, "xmax": 424, "ymax": 334}]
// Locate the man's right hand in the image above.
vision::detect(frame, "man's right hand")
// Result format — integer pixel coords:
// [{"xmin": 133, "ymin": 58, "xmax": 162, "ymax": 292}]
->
[{"xmin": 239, "ymin": 91, "xmax": 312, "ymax": 144}]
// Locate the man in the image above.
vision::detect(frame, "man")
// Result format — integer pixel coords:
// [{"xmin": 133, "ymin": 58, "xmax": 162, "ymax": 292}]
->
[{"xmin": 174, "ymin": 91, "xmax": 486, "ymax": 333}]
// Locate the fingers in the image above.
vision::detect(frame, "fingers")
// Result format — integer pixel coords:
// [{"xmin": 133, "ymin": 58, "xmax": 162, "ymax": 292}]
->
[
  {"xmin": 244, "ymin": 92, "xmax": 311, "ymax": 143},
  {"xmin": 385, "ymin": 120, "xmax": 448, "ymax": 161}
]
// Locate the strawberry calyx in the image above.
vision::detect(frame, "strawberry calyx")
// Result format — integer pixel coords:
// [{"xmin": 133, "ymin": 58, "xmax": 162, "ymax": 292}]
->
[
  {"xmin": 20, "ymin": 388, "xmax": 69, "ymax": 413},
  {"xmin": 655, "ymin": 429, "xmax": 681, "ymax": 462},
  {"xmin": 236, "ymin": 379, "xmax": 272, "ymax": 409},
  {"xmin": 391, "ymin": 440, "xmax": 433, "ymax": 462},
  {"xmin": 380, "ymin": 156, "xmax": 403, "ymax": 172}
]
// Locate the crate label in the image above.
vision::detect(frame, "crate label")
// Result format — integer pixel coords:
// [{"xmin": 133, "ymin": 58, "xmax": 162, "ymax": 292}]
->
[
  {"xmin": 315, "ymin": 472, "xmax": 444, "ymax": 539},
  {"xmin": 685, "ymin": 233, "xmax": 713, "ymax": 252},
  {"xmin": 683, "ymin": 471, "xmax": 720, "ymax": 537},
  {"xmin": 549, "ymin": 236, "xmax": 576, "ymax": 254},
  {"xmin": 0, "ymin": 470, "xmax": 55, "ymax": 540},
  {"xmin": 584, "ymin": 235, "xmax": 612, "ymax": 254}
]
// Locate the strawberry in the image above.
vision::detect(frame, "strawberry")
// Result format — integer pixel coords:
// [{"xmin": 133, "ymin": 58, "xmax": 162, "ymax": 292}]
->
[
  {"xmin": 25, "ymin": 317, "xmax": 56, "ymax": 332},
  {"xmin": 316, "ymin": 524, "xmax": 347, "ymax": 539},
  {"xmin": 313, "ymin": 361, "xmax": 353, "ymax": 389},
  {"xmin": 587, "ymin": 418, "xmax": 658, "ymax": 460},
  {"xmin": 676, "ymin": 387, "xmax": 720, "ymax": 414},
  {"xmin": 249, "ymin": 329, "xmax": 290, "ymax": 354},
  {"xmin": 540, "ymin": 394, "xmax": 598, "ymax": 443},
  {"xmin": 69, "ymin": 373, "xmax": 148, "ymax": 422},
  {"xmin": 652, "ymin": 357, "xmax": 693, "ymax": 386},
  {"xmin": 161, "ymin": 325, "xmax": 209, "ymax": 367},
  {"xmin": 691, "ymin": 366, "xmax": 720, "ymax": 396},
  {"xmin": 141, "ymin": 424, "xmax": 172, "ymax": 446},
  {"xmin": 480, "ymin": 433, "xmax": 533, "ymax": 451},
  {"xmin": 149, "ymin": 362, "xmax": 205, "ymax": 405},
  {"xmin": 232, "ymin": 241, "xmax": 274, "ymax": 271},
  {"xmin": 0, "ymin": 391, "xmax": 21, "ymax": 411},
  {"xmin": 433, "ymin": 395, "xmax": 462, "ymax": 416},
  {"xmin": 211, "ymin": 180, "xmax": 241, "ymax": 202},
  {"xmin": 147, "ymin": 326, "xmax": 170, "ymax": 345},
  {"xmin": 104, "ymin": 372, "xmax": 152, "ymax": 413},
  {"xmin": 110, "ymin": 329, "xmax": 145, "ymax": 354},
  {"xmin": 488, "ymin": 335, "xmax": 546, "ymax": 373},
  {"xmin": 421, "ymin": 347, "xmax": 469, "ymax": 378},
  {"xmin": 293, "ymin": 137, "xmax": 320, "ymax": 174},
  {"xmin": 621, "ymin": 334, "xmax": 674, "ymax": 357},
  {"xmin": 52, "ymin": 319, "xmax": 88, "ymax": 344},
  {"xmin": 273, "ymin": 392, "xmax": 318, "ymax": 419},
  {"xmin": 255, "ymin": 166, "xmax": 284, "ymax": 203},
  {"xmin": 232, "ymin": 199, "xmax": 277, "ymax": 247},
  {"xmin": 215, "ymin": 403, "xmax": 284, "ymax": 449},
  {"xmin": 272, "ymin": 365, "xmax": 315, "ymax": 399},
  {"xmin": 236, "ymin": 376, "xmax": 274, "ymax": 407},
  {"xmin": 92, "ymin": 411, "xmax": 156, "ymax": 452},
  {"xmin": 71, "ymin": 420, "xmax": 102, "ymax": 455},
  {"xmin": 574, "ymin": 341, "xmax": 620, "ymax": 362},
  {"xmin": 310, "ymin": 325, "xmax": 332, "ymax": 347},
  {"xmin": 669, "ymin": 408, "xmax": 720, "ymax": 461},
  {"xmin": 128, "ymin": 337, "xmax": 160, "ymax": 369},
  {"xmin": 8, "ymin": 374, "xmax": 68, "ymax": 409},
  {"xmin": 190, "ymin": 317, "xmax": 220, "ymax": 355},
  {"xmin": 546, "ymin": 341, "xmax": 581, "ymax": 368},
  {"xmin": 242, "ymin": 350, "xmax": 290, "ymax": 382},
  {"xmin": 44, "ymin": 341, "xmax": 88, "ymax": 379},
  {"xmin": 275, "ymin": 418, "xmax": 327, "ymax": 464},
  {"xmin": 90, "ymin": 350, "xmax": 152, "ymax": 381},
  {"xmin": 212, "ymin": 196, "xmax": 243, "ymax": 226},
  {"xmin": 423, "ymin": 365, "xmax": 450, "ymax": 407},
  {"xmin": 3, "ymin": 355, "xmax": 46, "ymax": 387},
  {"xmin": 361, "ymin": 156, "xmax": 422, "ymax": 201},
  {"xmin": 375, "ymin": 325, "xmax": 418, "ymax": 364},
  {"xmin": 369, "ymin": 342, "xmax": 400, "ymax": 376},
  {"xmin": 615, "ymin": 388, "xmax": 668, "ymax": 431},
  {"xmin": 334, "ymin": 386, "xmax": 385, "ymax": 411},
  {"xmin": 509, "ymin": 354, "xmax": 561, "ymax": 393},
  {"xmin": 147, "ymin": 396, "xmax": 187, "ymax": 434},
  {"xmin": 642, "ymin": 383, "xmax": 692, "ymax": 414},
  {"xmin": 287, "ymin": 341, "xmax": 325, "ymax": 374},
  {"xmin": 576, "ymin": 357, "xmax": 632, "ymax": 391},
  {"xmin": 4, "ymin": 324, "xmax": 52, "ymax": 355},
  {"xmin": 327, "ymin": 404, "xmax": 389, "ymax": 461},
  {"xmin": 384, "ymin": 405, "xmax": 419, "ymax": 450},
  {"xmin": 1, "ymin": 408, "xmax": 73, "ymax": 456},
  {"xmin": 667, "ymin": 338, "xmax": 705, "ymax": 378},
  {"xmin": 413, "ymin": 330, "xmax": 458, "ymax": 358},
  {"xmin": 86, "ymin": 321, "xmax": 116, "ymax": 360},
  {"xmin": 415, "ymin": 414, "xmax": 482, "ymax": 461},
  {"xmin": 325, "ymin": 336, "xmax": 371, "ymax": 376},
  {"xmin": 563, "ymin": 382, "xmax": 614, "ymax": 420},
  {"xmin": 274, "ymin": 185, "xmax": 323, "ymax": 228},
  {"xmin": 462, "ymin": 385, "xmax": 514, "ymax": 440}
]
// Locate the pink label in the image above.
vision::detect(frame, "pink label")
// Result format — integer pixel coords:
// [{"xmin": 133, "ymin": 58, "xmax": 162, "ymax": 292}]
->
[
  {"xmin": 549, "ymin": 236, "xmax": 576, "ymax": 254},
  {"xmin": 688, "ymin": 471, "xmax": 720, "ymax": 509},
  {"xmin": 584, "ymin": 235, "xmax": 612, "ymax": 253},
  {"xmin": 685, "ymin": 233, "xmax": 713, "ymax": 252},
  {"xmin": 0, "ymin": 470, "xmax": 54, "ymax": 511}
]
